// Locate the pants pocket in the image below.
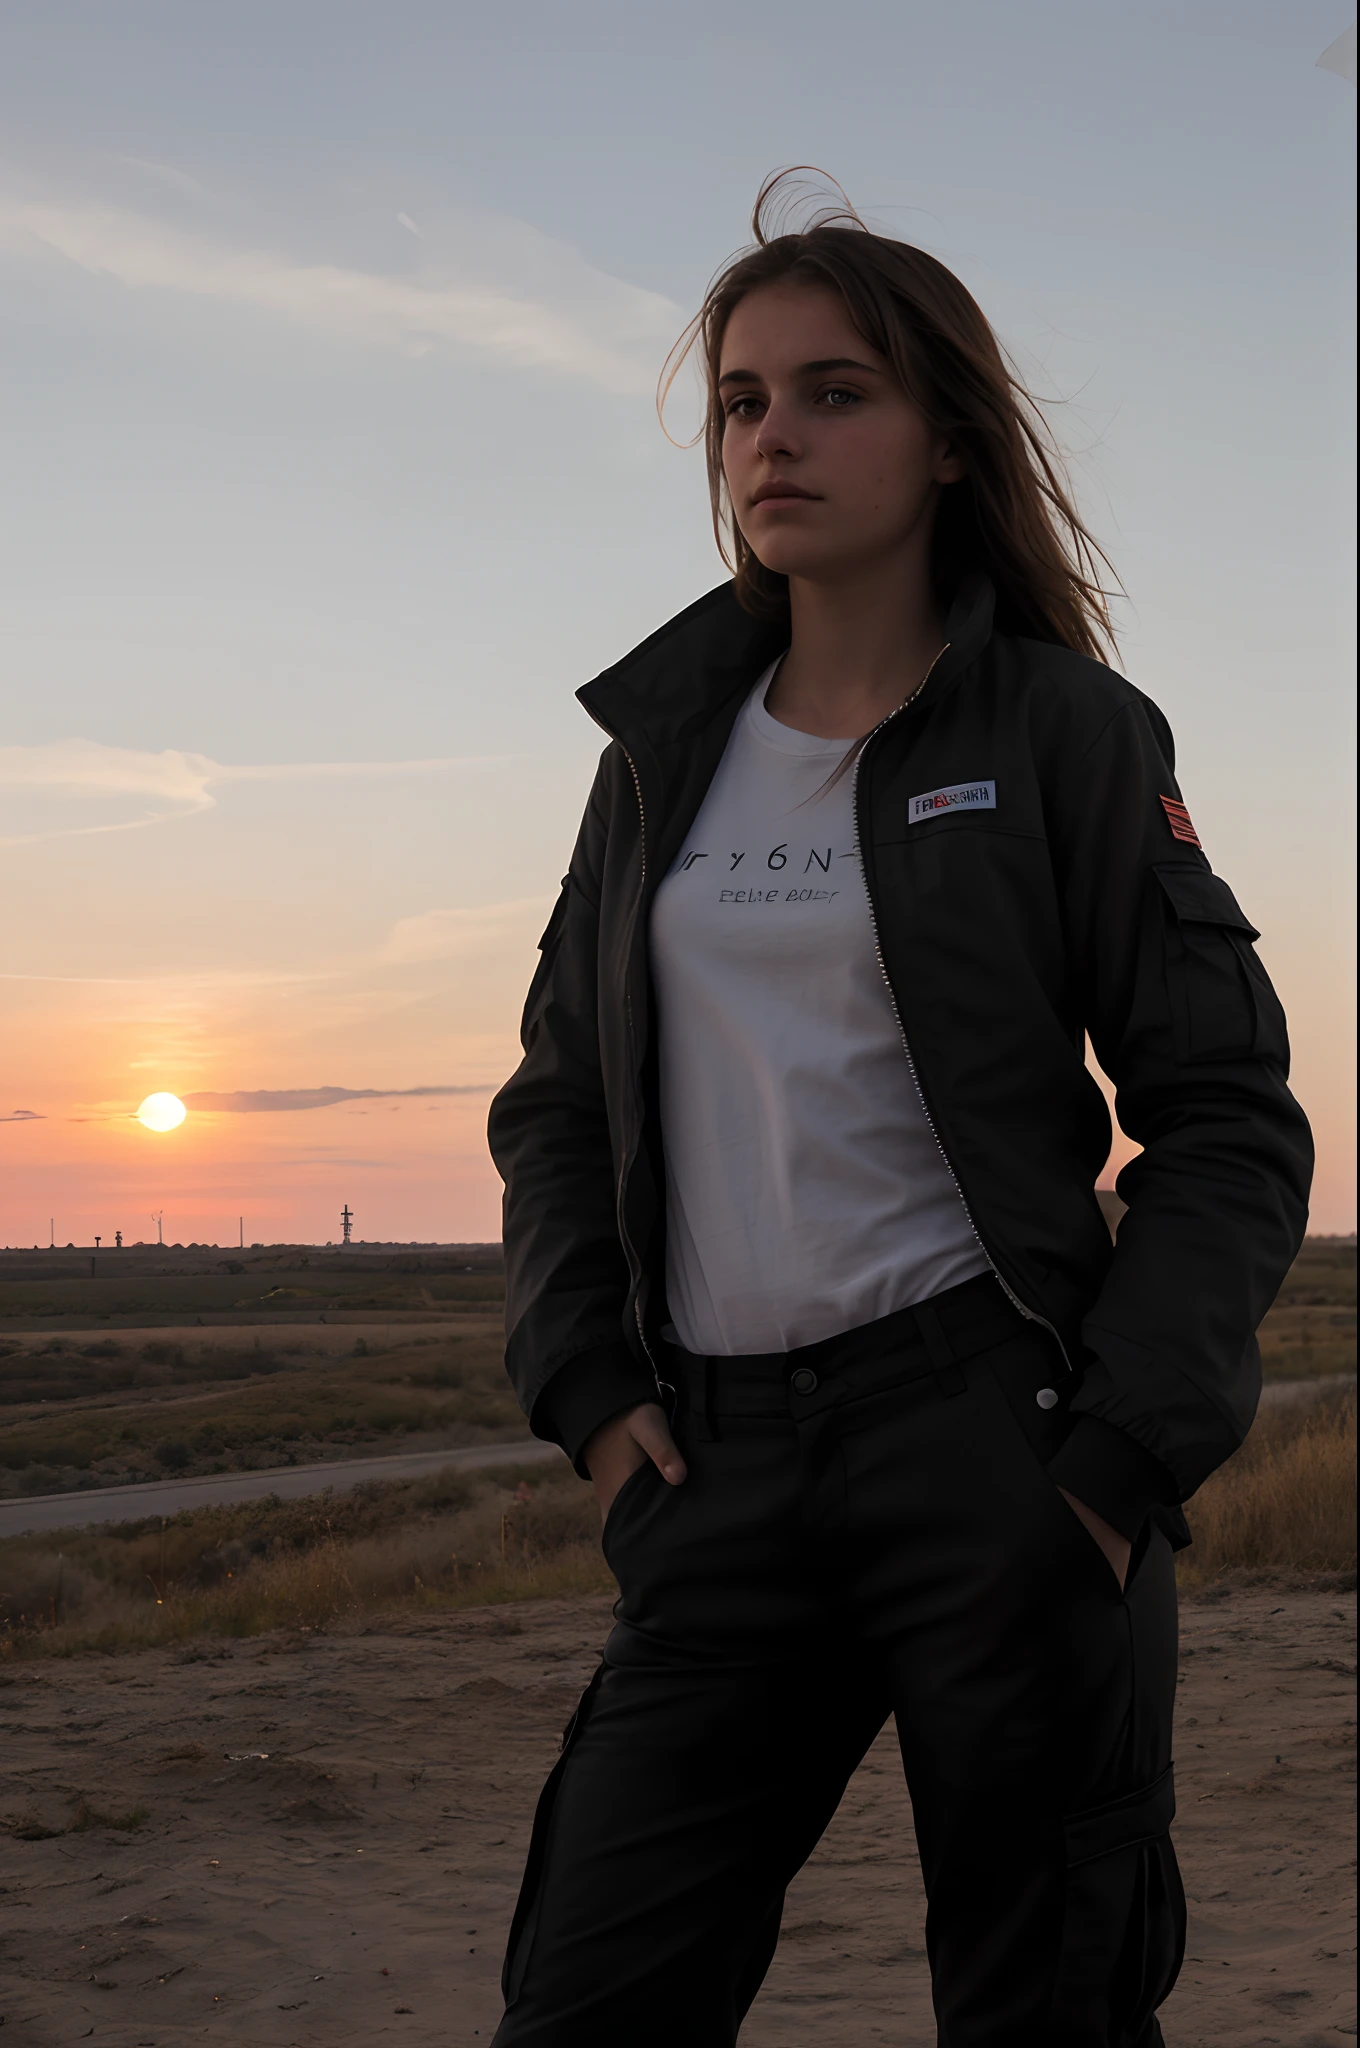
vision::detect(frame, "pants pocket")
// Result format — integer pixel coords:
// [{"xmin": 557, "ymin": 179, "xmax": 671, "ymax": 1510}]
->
[
  {"xmin": 599, "ymin": 1456, "xmax": 659, "ymax": 1557},
  {"xmin": 1052, "ymin": 1765, "xmax": 1185, "ymax": 2046},
  {"xmin": 983, "ymin": 1348, "xmax": 1141, "ymax": 1597},
  {"xmin": 500, "ymin": 1664, "xmax": 605, "ymax": 2009}
]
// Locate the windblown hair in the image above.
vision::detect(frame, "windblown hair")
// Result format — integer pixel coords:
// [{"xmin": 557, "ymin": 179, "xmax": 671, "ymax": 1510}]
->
[{"xmin": 662, "ymin": 170, "xmax": 1119, "ymax": 661}]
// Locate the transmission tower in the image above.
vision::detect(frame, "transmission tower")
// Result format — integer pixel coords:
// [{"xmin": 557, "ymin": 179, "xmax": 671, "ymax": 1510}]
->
[{"xmin": 341, "ymin": 1204, "xmax": 353, "ymax": 1247}]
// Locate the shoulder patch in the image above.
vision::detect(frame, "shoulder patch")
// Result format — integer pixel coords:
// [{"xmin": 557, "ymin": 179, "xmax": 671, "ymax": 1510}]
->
[
  {"xmin": 908, "ymin": 779, "xmax": 996, "ymax": 824},
  {"xmin": 1160, "ymin": 795, "xmax": 1202, "ymax": 849}
]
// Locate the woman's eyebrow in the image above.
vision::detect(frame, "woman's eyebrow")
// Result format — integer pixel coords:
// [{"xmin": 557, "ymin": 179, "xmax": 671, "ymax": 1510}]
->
[
  {"xmin": 717, "ymin": 355, "xmax": 882, "ymax": 388},
  {"xmin": 800, "ymin": 356, "xmax": 882, "ymax": 376}
]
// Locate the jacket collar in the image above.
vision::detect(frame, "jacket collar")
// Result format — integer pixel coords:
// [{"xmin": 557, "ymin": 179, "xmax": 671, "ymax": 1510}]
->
[{"xmin": 577, "ymin": 571, "xmax": 997, "ymax": 754}]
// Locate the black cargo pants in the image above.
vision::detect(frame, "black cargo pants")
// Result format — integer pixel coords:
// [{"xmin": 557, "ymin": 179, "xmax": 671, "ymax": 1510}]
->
[{"xmin": 493, "ymin": 1275, "xmax": 1185, "ymax": 2046}]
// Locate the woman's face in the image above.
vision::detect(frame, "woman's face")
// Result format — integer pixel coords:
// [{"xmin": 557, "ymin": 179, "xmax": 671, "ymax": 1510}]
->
[{"xmin": 718, "ymin": 282, "xmax": 963, "ymax": 585}]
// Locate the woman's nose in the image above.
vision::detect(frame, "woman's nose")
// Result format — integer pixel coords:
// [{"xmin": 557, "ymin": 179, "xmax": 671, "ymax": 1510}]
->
[{"xmin": 753, "ymin": 398, "xmax": 802, "ymax": 463}]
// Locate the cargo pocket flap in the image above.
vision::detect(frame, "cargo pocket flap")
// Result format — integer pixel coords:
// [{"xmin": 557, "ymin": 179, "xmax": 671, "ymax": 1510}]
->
[
  {"xmin": 1155, "ymin": 865, "xmax": 1258, "ymax": 939},
  {"xmin": 1064, "ymin": 1764, "xmax": 1176, "ymax": 1867}
]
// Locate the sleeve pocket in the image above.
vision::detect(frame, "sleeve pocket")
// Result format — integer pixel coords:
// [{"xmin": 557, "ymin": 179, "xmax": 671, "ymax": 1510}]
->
[
  {"xmin": 1154, "ymin": 864, "xmax": 1288, "ymax": 1065},
  {"xmin": 536, "ymin": 876, "xmax": 571, "ymax": 955},
  {"xmin": 518, "ymin": 878, "xmax": 572, "ymax": 1049}
]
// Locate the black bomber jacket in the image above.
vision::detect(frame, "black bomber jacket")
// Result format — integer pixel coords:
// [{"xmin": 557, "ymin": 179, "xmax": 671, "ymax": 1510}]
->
[{"xmin": 487, "ymin": 574, "xmax": 1314, "ymax": 1541}]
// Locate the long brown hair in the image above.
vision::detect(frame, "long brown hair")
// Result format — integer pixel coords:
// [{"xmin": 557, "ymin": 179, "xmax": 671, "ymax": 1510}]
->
[{"xmin": 661, "ymin": 170, "xmax": 1119, "ymax": 662}]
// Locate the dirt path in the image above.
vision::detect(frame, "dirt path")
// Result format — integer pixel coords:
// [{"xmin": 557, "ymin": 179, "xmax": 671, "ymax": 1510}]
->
[{"xmin": 1, "ymin": 1586, "xmax": 1353, "ymax": 2045}]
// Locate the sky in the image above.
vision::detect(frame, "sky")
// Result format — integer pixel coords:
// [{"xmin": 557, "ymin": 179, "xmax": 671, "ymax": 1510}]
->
[{"xmin": 0, "ymin": 0, "xmax": 1354, "ymax": 1247}]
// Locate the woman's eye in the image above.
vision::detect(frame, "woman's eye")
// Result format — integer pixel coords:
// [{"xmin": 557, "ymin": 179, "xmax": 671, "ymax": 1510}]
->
[
  {"xmin": 821, "ymin": 386, "xmax": 859, "ymax": 409},
  {"xmin": 726, "ymin": 395, "xmax": 761, "ymax": 420}
]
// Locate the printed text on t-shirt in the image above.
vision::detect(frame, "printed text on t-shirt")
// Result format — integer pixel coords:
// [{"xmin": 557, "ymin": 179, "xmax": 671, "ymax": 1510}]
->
[{"xmin": 678, "ymin": 842, "xmax": 858, "ymax": 877}]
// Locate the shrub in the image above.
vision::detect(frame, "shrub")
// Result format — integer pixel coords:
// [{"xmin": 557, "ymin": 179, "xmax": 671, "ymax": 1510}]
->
[
  {"xmin": 15, "ymin": 1465, "xmax": 63, "ymax": 1497},
  {"xmin": 0, "ymin": 1550, "xmax": 99, "ymax": 1627}
]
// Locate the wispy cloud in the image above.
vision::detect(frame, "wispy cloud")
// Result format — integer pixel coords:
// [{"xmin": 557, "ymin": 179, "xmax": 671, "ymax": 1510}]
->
[
  {"xmin": 0, "ymin": 738, "xmax": 219, "ymax": 805},
  {"xmin": 184, "ymin": 1084, "xmax": 493, "ymax": 1113},
  {"xmin": 0, "ymin": 739, "xmax": 494, "ymax": 847},
  {"xmin": 382, "ymin": 899, "xmax": 551, "ymax": 965},
  {"xmin": 111, "ymin": 156, "xmax": 207, "ymax": 199},
  {"xmin": 0, "ymin": 188, "xmax": 680, "ymax": 392},
  {"xmin": 1, "ymin": 1109, "xmax": 44, "ymax": 1123}
]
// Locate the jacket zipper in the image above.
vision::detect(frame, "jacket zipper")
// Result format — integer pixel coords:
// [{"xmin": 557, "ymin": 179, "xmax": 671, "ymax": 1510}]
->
[
  {"xmin": 850, "ymin": 651, "xmax": 1076, "ymax": 1376},
  {"xmin": 582, "ymin": 710, "xmax": 665, "ymax": 1396}
]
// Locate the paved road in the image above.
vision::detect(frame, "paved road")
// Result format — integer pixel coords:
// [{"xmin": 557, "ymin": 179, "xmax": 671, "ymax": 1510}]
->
[{"xmin": 0, "ymin": 1439, "xmax": 565, "ymax": 1539}]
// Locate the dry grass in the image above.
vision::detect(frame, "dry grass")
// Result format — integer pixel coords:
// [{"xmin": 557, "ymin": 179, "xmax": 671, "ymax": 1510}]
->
[
  {"xmin": 0, "ymin": 1459, "xmax": 611, "ymax": 1659},
  {"xmin": 1177, "ymin": 1383, "xmax": 1356, "ymax": 1588},
  {"xmin": 1255, "ymin": 1304, "xmax": 1355, "ymax": 1382}
]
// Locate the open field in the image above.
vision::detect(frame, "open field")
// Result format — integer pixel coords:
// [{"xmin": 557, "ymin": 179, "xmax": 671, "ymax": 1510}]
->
[
  {"xmin": 0, "ymin": 1243, "xmax": 505, "ymax": 1330},
  {"xmin": 0, "ymin": 1324, "xmax": 524, "ymax": 1503},
  {"xmin": 0, "ymin": 1583, "xmax": 1353, "ymax": 2046},
  {"xmin": 0, "ymin": 1247, "xmax": 525, "ymax": 1503},
  {"xmin": 0, "ymin": 1240, "xmax": 1352, "ymax": 1506}
]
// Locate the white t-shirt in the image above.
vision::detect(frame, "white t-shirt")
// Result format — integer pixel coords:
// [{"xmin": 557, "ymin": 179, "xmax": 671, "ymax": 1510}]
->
[{"xmin": 649, "ymin": 665, "xmax": 989, "ymax": 1356}]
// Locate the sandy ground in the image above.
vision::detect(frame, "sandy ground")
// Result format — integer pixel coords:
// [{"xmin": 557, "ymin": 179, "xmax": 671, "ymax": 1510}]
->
[{"xmin": 0, "ymin": 1586, "xmax": 1353, "ymax": 2047}]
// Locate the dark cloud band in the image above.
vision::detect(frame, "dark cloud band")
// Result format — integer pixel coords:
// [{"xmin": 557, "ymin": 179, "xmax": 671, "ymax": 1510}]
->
[{"xmin": 183, "ymin": 1084, "xmax": 493, "ymax": 1114}]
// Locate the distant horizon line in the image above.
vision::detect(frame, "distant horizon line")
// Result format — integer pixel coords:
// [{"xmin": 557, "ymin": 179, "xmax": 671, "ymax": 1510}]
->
[{"xmin": 3, "ymin": 1234, "xmax": 1355, "ymax": 1253}]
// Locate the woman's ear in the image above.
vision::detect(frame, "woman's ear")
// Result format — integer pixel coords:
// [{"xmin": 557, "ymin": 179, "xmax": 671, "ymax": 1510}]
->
[{"xmin": 934, "ymin": 441, "xmax": 967, "ymax": 486}]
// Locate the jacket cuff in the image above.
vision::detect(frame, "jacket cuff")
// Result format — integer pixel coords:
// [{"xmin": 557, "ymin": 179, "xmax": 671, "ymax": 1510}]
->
[
  {"xmin": 529, "ymin": 1346, "xmax": 657, "ymax": 1478},
  {"xmin": 1046, "ymin": 1415, "xmax": 1175, "ymax": 1543}
]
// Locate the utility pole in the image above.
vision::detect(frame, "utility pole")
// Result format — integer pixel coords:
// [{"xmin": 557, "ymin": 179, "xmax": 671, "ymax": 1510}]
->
[
  {"xmin": 239, "ymin": 1216, "xmax": 244, "ymax": 1250},
  {"xmin": 153, "ymin": 1211, "xmax": 163, "ymax": 1247},
  {"xmin": 94, "ymin": 1236, "xmax": 101, "ymax": 1249},
  {"xmin": 49, "ymin": 1219, "xmax": 54, "ymax": 1249},
  {"xmin": 341, "ymin": 1204, "xmax": 353, "ymax": 1247}
]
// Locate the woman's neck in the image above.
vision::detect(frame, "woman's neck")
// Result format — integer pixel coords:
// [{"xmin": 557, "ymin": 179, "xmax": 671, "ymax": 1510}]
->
[{"xmin": 763, "ymin": 550, "xmax": 946, "ymax": 741}]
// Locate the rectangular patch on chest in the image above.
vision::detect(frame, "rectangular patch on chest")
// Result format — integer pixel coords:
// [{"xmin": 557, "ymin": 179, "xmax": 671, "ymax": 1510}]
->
[{"xmin": 908, "ymin": 779, "xmax": 996, "ymax": 824}]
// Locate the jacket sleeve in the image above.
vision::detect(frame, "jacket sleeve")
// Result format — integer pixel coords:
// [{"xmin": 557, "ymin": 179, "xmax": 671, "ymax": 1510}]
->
[
  {"xmin": 487, "ymin": 750, "xmax": 657, "ymax": 1474},
  {"xmin": 1045, "ymin": 696, "xmax": 1314, "ymax": 1534}
]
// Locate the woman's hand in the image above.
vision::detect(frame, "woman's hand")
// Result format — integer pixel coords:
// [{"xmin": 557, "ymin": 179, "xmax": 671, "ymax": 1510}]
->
[
  {"xmin": 583, "ymin": 1402, "xmax": 687, "ymax": 1523},
  {"xmin": 1057, "ymin": 1488, "xmax": 1132, "ymax": 1590}
]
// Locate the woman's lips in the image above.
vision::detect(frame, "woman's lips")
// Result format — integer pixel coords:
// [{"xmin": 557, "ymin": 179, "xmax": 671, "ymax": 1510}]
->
[{"xmin": 751, "ymin": 489, "xmax": 820, "ymax": 510}]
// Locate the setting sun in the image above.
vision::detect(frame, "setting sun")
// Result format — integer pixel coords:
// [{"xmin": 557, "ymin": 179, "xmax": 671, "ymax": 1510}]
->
[{"xmin": 136, "ymin": 1092, "xmax": 187, "ymax": 1133}]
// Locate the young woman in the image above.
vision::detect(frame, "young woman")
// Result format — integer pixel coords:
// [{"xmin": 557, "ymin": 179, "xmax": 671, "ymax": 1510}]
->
[{"xmin": 486, "ymin": 175, "xmax": 1312, "ymax": 2047}]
